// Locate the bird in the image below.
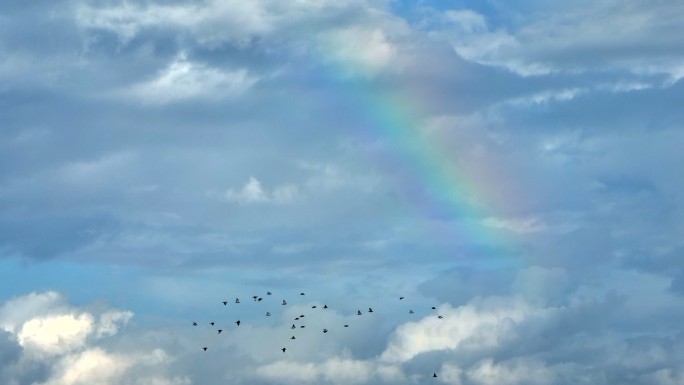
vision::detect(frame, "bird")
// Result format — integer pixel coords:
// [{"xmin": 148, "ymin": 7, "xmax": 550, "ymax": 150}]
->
[
  {"xmin": 258, "ymin": 297, "xmax": 263, "ymax": 301},
  {"xmin": 266, "ymin": 312, "xmax": 271, "ymax": 316},
  {"xmin": 217, "ymin": 329, "xmax": 223, "ymax": 334},
  {"xmin": 400, "ymin": 297, "xmax": 405, "ymax": 300},
  {"xmin": 210, "ymin": 322, "xmax": 215, "ymax": 326},
  {"xmin": 431, "ymin": 306, "xmax": 436, "ymax": 310},
  {"xmin": 409, "ymin": 310, "xmax": 414, "ymax": 314},
  {"xmin": 300, "ymin": 325, "xmax": 306, "ymax": 328},
  {"xmin": 312, "ymin": 305, "xmax": 317, "ymax": 309},
  {"xmin": 253, "ymin": 295, "xmax": 258, "ymax": 301},
  {"xmin": 235, "ymin": 298, "xmax": 240, "ymax": 303},
  {"xmin": 344, "ymin": 324, "xmax": 349, "ymax": 328},
  {"xmin": 295, "ymin": 317, "xmax": 299, "ymax": 320},
  {"xmin": 291, "ymin": 336, "xmax": 296, "ymax": 340},
  {"xmin": 235, "ymin": 320, "xmax": 241, "ymax": 326},
  {"xmin": 323, "ymin": 329, "xmax": 328, "ymax": 333},
  {"xmin": 300, "ymin": 292, "xmax": 305, "ymax": 296},
  {"xmin": 192, "ymin": 322, "xmax": 197, "ymax": 326},
  {"xmin": 203, "ymin": 347, "xmax": 208, "ymax": 351},
  {"xmin": 368, "ymin": 308, "xmax": 374, "ymax": 313},
  {"xmin": 438, "ymin": 315, "xmax": 443, "ymax": 319},
  {"xmin": 281, "ymin": 348, "xmax": 286, "ymax": 353},
  {"xmin": 267, "ymin": 291, "xmax": 272, "ymax": 295},
  {"xmin": 291, "ymin": 324, "xmax": 296, "ymax": 329},
  {"xmin": 299, "ymin": 315, "xmax": 305, "ymax": 318},
  {"xmin": 357, "ymin": 310, "xmax": 362, "ymax": 315},
  {"xmin": 323, "ymin": 305, "xmax": 328, "ymax": 309},
  {"xmin": 433, "ymin": 373, "xmax": 438, "ymax": 378},
  {"xmin": 222, "ymin": 301, "xmax": 228, "ymax": 305},
  {"xmin": 282, "ymin": 300, "xmax": 287, "ymax": 305}
]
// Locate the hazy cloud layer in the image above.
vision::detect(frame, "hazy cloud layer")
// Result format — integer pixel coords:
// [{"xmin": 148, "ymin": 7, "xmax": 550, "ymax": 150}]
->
[{"xmin": 1, "ymin": 0, "xmax": 683, "ymax": 384}]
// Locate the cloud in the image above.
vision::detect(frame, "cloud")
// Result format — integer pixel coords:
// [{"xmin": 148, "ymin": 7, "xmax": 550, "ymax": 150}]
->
[
  {"xmin": 0, "ymin": 292, "xmax": 187, "ymax": 385},
  {"xmin": 123, "ymin": 54, "xmax": 258, "ymax": 104},
  {"xmin": 224, "ymin": 176, "xmax": 300, "ymax": 204}
]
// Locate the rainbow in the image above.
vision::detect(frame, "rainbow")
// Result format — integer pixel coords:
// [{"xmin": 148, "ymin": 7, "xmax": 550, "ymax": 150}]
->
[{"xmin": 308, "ymin": 47, "xmax": 525, "ymax": 268}]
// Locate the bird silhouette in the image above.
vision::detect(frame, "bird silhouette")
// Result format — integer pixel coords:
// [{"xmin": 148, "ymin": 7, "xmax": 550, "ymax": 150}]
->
[
  {"xmin": 323, "ymin": 329, "xmax": 328, "ymax": 333},
  {"xmin": 291, "ymin": 324, "xmax": 296, "ymax": 329},
  {"xmin": 267, "ymin": 292, "xmax": 272, "ymax": 295},
  {"xmin": 203, "ymin": 347, "xmax": 207, "ymax": 351},
  {"xmin": 282, "ymin": 300, "xmax": 287, "ymax": 305},
  {"xmin": 281, "ymin": 348, "xmax": 286, "ymax": 353},
  {"xmin": 323, "ymin": 305, "xmax": 328, "ymax": 309},
  {"xmin": 210, "ymin": 322, "xmax": 215, "ymax": 326},
  {"xmin": 222, "ymin": 301, "xmax": 228, "ymax": 305},
  {"xmin": 299, "ymin": 315, "xmax": 305, "ymax": 318},
  {"xmin": 312, "ymin": 305, "xmax": 317, "ymax": 309},
  {"xmin": 344, "ymin": 324, "xmax": 349, "ymax": 327},
  {"xmin": 368, "ymin": 308, "xmax": 374, "ymax": 313},
  {"xmin": 431, "ymin": 306, "xmax": 436, "ymax": 310},
  {"xmin": 235, "ymin": 298, "xmax": 240, "ymax": 303},
  {"xmin": 217, "ymin": 329, "xmax": 223, "ymax": 334},
  {"xmin": 357, "ymin": 310, "xmax": 362, "ymax": 315},
  {"xmin": 400, "ymin": 297, "xmax": 405, "ymax": 300},
  {"xmin": 266, "ymin": 312, "xmax": 271, "ymax": 316},
  {"xmin": 253, "ymin": 295, "xmax": 258, "ymax": 301},
  {"xmin": 291, "ymin": 336, "xmax": 296, "ymax": 339},
  {"xmin": 409, "ymin": 310, "xmax": 414, "ymax": 314},
  {"xmin": 258, "ymin": 297, "xmax": 263, "ymax": 301},
  {"xmin": 300, "ymin": 292, "xmax": 305, "ymax": 296},
  {"xmin": 433, "ymin": 373, "xmax": 438, "ymax": 378},
  {"xmin": 295, "ymin": 317, "xmax": 299, "ymax": 320},
  {"xmin": 300, "ymin": 325, "xmax": 305, "ymax": 328},
  {"xmin": 235, "ymin": 320, "xmax": 241, "ymax": 326},
  {"xmin": 438, "ymin": 315, "xmax": 443, "ymax": 319},
  {"xmin": 192, "ymin": 322, "xmax": 197, "ymax": 326}
]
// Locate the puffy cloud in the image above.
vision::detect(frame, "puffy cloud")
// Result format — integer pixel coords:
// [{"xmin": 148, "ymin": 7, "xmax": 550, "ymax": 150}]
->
[{"xmin": 0, "ymin": 292, "xmax": 187, "ymax": 385}]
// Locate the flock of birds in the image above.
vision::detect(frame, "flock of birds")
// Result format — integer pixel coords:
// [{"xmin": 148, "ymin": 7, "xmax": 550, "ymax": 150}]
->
[{"xmin": 192, "ymin": 291, "xmax": 445, "ymax": 379}]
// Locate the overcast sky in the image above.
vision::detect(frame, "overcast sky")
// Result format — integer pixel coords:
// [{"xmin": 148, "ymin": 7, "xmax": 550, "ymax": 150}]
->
[{"xmin": 1, "ymin": 1, "xmax": 684, "ymax": 384}]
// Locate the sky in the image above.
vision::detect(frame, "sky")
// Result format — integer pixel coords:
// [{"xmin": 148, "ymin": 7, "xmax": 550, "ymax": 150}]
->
[{"xmin": 1, "ymin": 0, "xmax": 684, "ymax": 384}]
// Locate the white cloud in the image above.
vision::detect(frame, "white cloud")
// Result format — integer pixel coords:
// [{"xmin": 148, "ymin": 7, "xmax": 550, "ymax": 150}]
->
[
  {"xmin": 0, "ymin": 292, "xmax": 186, "ymax": 385},
  {"xmin": 124, "ymin": 54, "xmax": 257, "ymax": 104},
  {"xmin": 380, "ymin": 299, "xmax": 535, "ymax": 363},
  {"xmin": 225, "ymin": 176, "xmax": 299, "ymax": 204}
]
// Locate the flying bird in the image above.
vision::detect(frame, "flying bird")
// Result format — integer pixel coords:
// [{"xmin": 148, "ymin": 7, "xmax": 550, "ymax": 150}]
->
[
  {"xmin": 300, "ymin": 292, "xmax": 305, "ymax": 296},
  {"xmin": 323, "ymin": 305, "xmax": 328, "ymax": 309},
  {"xmin": 368, "ymin": 308, "xmax": 373, "ymax": 313},
  {"xmin": 312, "ymin": 305, "xmax": 317, "ymax": 309},
  {"xmin": 431, "ymin": 306, "xmax": 436, "ymax": 310},
  {"xmin": 210, "ymin": 322, "xmax": 215, "ymax": 326},
  {"xmin": 281, "ymin": 348, "xmax": 286, "ymax": 353},
  {"xmin": 266, "ymin": 312, "xmax": 271, "ymax": 316},
  {"xmin": 433, "ymin": 373, "xmax": 438, "ymax": 378},
  {"xmin": 438, "ymin": 315, "xmax": 444, "ymax": 319},
  {"xmin": 235, "ymin": 298, "xmax": 240, "ymax": 303},
  {"xmin": 291, "ymin": 336, "xmax": 296, "ymax": 340},
  {"xmin": 300, "ymin": 325, "xmax": 305, "ymax": 328},
  {"xmin": 217, "ymin": 329, "xmax": 223, "ymax": 334},
  {"xmin": 235, "ymin": 320, "xmax": 241, "ymax": 326},
  {"xmin": 344, "ymin": 324, "xmax": 349, "ymax": 327},
  {"xmin": 203, "ymin": 347, "xmax": 207, "ymax": 351},
  {"xmin": 222, "ymin": 301, "xmax": 228, "ymax": 305},
  {"xmin": 409, "ymin": 310, "xmax": 414, "ymax": 314},
  {"xmin": 253, "ymin": 295, "xmax": 258, "ymax": 301},
  {"xmin": 192, "ymin": 322, "xmax": 197, "ymax": 326},
  {"xmin": 267, "ymin": 292, "xmax": 272, "ymax": 295},
  {"xmin": 258, "ymin": 297, "xmax": 263, "ymax": 301},
  {"xmin": 400, "ymin": 297, "xmax": 405, "ymax": 300},
  {"xmin": 292, "ymin": 324, "xmax": 296, "ymax": 329},
  {"xmin": 295, "ymin": 317, "xmax": 299, "ymax": 320},
  {"xmin": 357, "ymin": 310, "xmax": 362, "ymax": 315},
  {"xmin": 282, "ymin": 300, "xmax": 287, "ymax": 305},
  {"xmin": 323, "ymin": 329, "xmax": 328, "ymax": 333}
]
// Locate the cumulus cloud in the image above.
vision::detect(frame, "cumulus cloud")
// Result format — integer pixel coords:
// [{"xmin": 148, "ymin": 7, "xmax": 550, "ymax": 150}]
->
[{"xmin": 0, "ymin": 292, "xmax": 187, "ymax": 385}]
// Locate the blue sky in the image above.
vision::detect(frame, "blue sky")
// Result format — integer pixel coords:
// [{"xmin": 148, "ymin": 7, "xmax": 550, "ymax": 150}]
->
[{"xmin": 1, "ymin": 1, "xmax": 684, "ymax": 384}]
